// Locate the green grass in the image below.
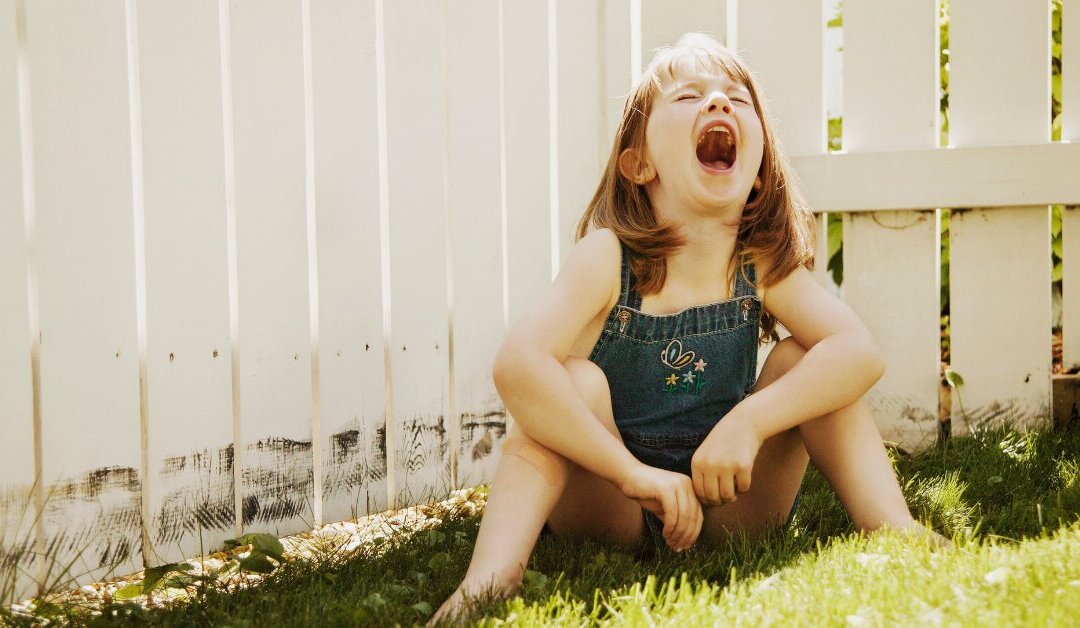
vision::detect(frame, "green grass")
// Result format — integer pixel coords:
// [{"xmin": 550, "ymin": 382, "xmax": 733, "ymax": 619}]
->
[{"xmin": 6, "ymin": 420, "xmax": 1080, "ymax": 626}]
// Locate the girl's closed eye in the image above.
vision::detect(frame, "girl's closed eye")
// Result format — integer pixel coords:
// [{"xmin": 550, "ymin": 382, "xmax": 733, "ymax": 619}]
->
[{"xmin": 675, "ymin": 93, "xmax": 700, "ymax": 101}]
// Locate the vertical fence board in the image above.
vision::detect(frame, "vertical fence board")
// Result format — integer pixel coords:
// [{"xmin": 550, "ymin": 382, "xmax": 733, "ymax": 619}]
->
[
  {"xmin": 384, "ymin": 0, "xmax": 451, "ymax": 505},
  {"xmin": 228, "ymin": 1, "xmax": 315, "ymax": 535},
  {"xmin": 948, "ymin": 0, "xmax": 1051, "ymax": 436},
  {"xmin": 504, "ymin": 0, "xmax": 552, "ymax": 326},
  {"xmin": 841, "ymin": 0, "xmax": 939, "ymax": 453},
  {"xmin": 447, "ymin": 0, "xmax": 507, "ymax": 489},
  {"xmin": 641, "ymin": 0, "xmax": 726, "ymax": 62},
  {"xmin": 25, "ymin": 0, "xmax": 143, "ymax": 584},
  {"xmin": 602, "ymin": 0, "xmax": 631, "ymax": 148},
  {"xmin": 136, "ymin": 0, "xmax": 236, "ymax": 564},
  {"xmin": 843, "ymin": 211, "xmax": 939, "ymax": 450},
  {"xmin": 1065, "ymin": 0, "xmax": 1079, "ymax": 142},
  {"xmin": 1063, "ymin": 0, "xmax": 1080, "ymax": 371},
  {"xmin": 1065, "ymin": 205, "xmax": 1080, "ymax": 372},
  {"xmin": 556, "ymin": 0, "xmax": 602, "ymax": 266},
  {"xmin": 737, "ymin": 0, "xmax": 824, "ymax": 156},
  {"xmin": 310, "ymin": 0, "xmax": 388, "ymax": 524},
  {"xmin": 0, "ymin": 0, "xmax": 36, "ymax": 600}
]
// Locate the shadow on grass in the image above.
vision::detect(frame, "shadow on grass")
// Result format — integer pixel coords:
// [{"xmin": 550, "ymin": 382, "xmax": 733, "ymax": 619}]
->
[{"xmin": 5, "ymin": 420, "xmax": 1079, "ymax": 627}]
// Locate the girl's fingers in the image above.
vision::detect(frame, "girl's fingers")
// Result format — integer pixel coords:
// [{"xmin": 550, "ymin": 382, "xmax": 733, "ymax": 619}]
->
[
  {"xmin": 705, "ymin": 474, "xmax": 721, "ymax": 506},
  {"xmin": 736, "ymin": 470, "xmax": 752, "ymax": 493},
  {"xmin": 661, "ymin": 490, "xmax": 679, "ymax": 540},
  {"xmin": 719, "ymin": 473, "xmax": 737, "ymax": 503},
  {"xmin": 692, "ymin": 470, "xmax": 705, "ymax": 503}
]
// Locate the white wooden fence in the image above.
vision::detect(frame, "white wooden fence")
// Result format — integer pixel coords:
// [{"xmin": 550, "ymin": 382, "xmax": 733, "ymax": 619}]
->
[{"xmin": 2, "ymin": 0, "xmax": 1078, "ymax": 600}]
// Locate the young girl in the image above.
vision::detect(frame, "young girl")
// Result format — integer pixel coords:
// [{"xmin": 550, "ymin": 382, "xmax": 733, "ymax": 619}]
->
[{"xmin": 432, "ymin": 32, "xmax": 948, "ymax": 624}]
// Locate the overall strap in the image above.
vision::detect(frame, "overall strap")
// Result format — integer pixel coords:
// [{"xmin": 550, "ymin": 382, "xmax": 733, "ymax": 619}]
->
[
  {"xmin": 618, "ymin": 241, "xmax": 643, "ymax": 309},
  {"xmin": 733, "ymin": 247, "xmax": 758, "ymax": 298}
]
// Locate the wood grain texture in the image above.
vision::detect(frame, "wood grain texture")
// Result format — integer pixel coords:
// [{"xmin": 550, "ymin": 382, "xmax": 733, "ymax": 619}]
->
[{"xmin": 309, "ymin": 0, "xmax": 388, "ymax": 523}]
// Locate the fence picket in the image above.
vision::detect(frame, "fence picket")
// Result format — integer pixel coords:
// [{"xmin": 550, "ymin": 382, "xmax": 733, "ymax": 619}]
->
[
  {"xmin": 447, "ymin": 0, "xmax": 506, "ymax": 489},
  {"xmin": 383, "ymin": 0, "xmax": 452, "ymax": 506},
  {"xmin": 310, "ymin": 0, "xmax": 388, "ymax": 523},
  {"xmin": 227, "ymin": 0, "xmax": 315, "ymax": 535},
  {"xmin": 0, "ymin": 0, "xmax": 37, "ymax": 599},
  {"xmin": 556, "ymin": 0, "xmax": 603, "ymax": 266},
  {"xmin": 641, "ymin": 0, "xmax": 727, "ymax": 63},
  {"xmin": 948, "ymin": 0, "xmax": 1052, "ymax": 436},
  {"xmin": 24, "ymin": 0, "xmax": 144, "ymax": 585},
  {"xmin": 135, "ymin": 0, "xmax": 236, "ymax": 562},
  {"xmin": 840, "ymin": 0, "xmax": 940, "ymax": 453},
  {"xmin": 1062, "ymin": 0, "xmax": 1080, "ymax": 372}
]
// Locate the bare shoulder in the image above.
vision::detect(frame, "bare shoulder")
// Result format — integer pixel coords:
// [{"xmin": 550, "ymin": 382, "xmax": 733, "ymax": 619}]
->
[
  {"xmin": 499, "ymin": 227, "xmax": 621, "ymax": 362},
  {"xmin": 569, "ymin": 227, "xmax": 622, "ymax": 309}
]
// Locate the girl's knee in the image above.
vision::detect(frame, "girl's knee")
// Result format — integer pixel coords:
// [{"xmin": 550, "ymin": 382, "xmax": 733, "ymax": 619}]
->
[{"xmin": 502, "ymin": 426, "xmax": 570, "ymax": 486}]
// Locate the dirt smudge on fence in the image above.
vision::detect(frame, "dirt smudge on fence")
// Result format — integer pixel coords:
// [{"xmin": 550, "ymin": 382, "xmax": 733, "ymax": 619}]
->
[
  {"xmin": 324, "ymin": 422, "xmax": 386, "ymax": 500},
  {"xmin": 398, "ymin": 415, "xmax": 448, "ymax": 475},
  {"xmin": 242, "ymin": 437, "xmax": 313, "ymax": 526},
  {"xmin": 40, "ymin": 466, "xmax": 143, "ymax": 569},
  {"xmin": 153, "ymin": 445, "xmax": 235, "ymax": 544},
  {"xmin": 460, "ymin": 409, "xmax": 507, "ymax": 462}
]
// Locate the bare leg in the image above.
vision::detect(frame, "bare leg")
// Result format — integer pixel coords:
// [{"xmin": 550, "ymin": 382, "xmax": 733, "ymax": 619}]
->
[
  {"xmin": 430, "ymin": 358, "xmax": 643, "ymax": 625},
  {"xmin": 432, "ymin": 429, "xmax": 569, "ymax": 621},
  {"xmin": 704, "ymin": 337, "xmax": 950, "ymax": 549}
]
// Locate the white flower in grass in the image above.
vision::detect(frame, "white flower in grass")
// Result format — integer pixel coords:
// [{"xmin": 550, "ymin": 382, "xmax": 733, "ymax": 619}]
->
[
  {"xmin": 854, "ymin": 552, "xmax": 890, "ymax": 568},
  {"xmin": 984, "ymin": 567, "xmax": 1011, "ymax": 585}
]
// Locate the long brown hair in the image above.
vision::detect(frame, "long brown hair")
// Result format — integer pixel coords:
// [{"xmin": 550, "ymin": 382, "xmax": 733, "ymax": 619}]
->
[{"xmin": 575, "ymin": 33, "xmax": 816, "ymax": 341}]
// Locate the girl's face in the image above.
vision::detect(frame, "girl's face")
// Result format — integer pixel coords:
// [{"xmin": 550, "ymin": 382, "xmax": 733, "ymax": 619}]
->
[{"xmin": 638, "ymin": 68, "xmax": 765, "ymax": 216}]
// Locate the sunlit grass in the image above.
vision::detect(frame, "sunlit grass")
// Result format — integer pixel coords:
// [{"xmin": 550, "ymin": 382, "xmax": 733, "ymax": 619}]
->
[{"xmin": 3, "ymin": 421, "xmax": 1079, "ymax": 626}]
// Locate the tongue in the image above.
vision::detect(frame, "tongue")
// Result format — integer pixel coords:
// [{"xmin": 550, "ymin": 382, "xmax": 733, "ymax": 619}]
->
[{"xmin": 696, "ymin": 132, "xmax": 734, "ymax": 170}]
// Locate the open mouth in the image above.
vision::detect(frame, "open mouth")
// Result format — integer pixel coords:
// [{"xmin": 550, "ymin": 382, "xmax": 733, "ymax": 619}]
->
[{"xmin": 696, "ymin": 124, "xmax": 737, "ymax": 171}]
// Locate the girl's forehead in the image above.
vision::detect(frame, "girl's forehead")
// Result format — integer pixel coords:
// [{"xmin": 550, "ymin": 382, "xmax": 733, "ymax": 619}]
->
[{"xmin": 655, "ymin": 53, "xmax": 748, "ymax": 91}]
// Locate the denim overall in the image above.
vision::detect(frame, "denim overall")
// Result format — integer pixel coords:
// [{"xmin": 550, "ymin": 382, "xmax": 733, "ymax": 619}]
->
[{"xmin": 588, "ymin": 241, "xmax": 803, "ymax": 545}]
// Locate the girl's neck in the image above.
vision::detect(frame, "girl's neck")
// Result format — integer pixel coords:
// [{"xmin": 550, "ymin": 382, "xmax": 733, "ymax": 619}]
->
[{"xmin": 664, "ymin": 220, "xmax": 739, "ymax": 292}]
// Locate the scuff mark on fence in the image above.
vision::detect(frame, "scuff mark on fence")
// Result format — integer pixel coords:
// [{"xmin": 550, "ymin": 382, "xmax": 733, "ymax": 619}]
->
[
  {"xmin": 41, "ymin": 466, "xmax": 143, "ymax": 569},
  {"xmin": 153, "ymin": 445, "xmax": 235, "ymax": 544},
  {"xmin": 241, "ymin": 437, "xmax": 313, "ymax": 526}
]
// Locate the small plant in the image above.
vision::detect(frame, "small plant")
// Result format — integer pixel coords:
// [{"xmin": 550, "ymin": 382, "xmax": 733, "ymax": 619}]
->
[{"xmin": 223, "ymin": 532, "xmax": 288, "ymax": 575}]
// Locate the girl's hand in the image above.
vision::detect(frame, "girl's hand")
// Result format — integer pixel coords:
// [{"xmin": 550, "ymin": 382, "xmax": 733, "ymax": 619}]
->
[
  {"xmin": 691, "ymin": 416, "xmax": 764, "ymax": 507},
  {"xmin": 619, "ymin": 463, "xmax": 702, "ymax": 551}
]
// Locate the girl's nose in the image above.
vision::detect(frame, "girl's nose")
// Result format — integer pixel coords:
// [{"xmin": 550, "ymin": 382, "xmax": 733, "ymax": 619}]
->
[{"xmin": 705, "ymin": 93, "xmax": 733, "ymax": 115}]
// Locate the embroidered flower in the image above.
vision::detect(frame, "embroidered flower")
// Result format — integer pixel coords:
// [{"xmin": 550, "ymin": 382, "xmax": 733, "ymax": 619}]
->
[
  {"xmin": 665, "ymin": 373, "xmax": 678, "ymax": 386},
  {"xmin": 682, "ymin": 371, "xmax": 696, "ymax": 384},
  {"xmin": 693, "ymin": 358, "xmax": 707, "ymax": 372}
]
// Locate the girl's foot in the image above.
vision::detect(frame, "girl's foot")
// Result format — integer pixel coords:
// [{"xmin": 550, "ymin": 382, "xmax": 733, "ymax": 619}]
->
[
  {"xmin": 889, "ymin": 520, "xmax": 953, "ymax": 550},
  {"xmin": 428, "ymin": 578, "xmax": 520, "ymax": 627}
]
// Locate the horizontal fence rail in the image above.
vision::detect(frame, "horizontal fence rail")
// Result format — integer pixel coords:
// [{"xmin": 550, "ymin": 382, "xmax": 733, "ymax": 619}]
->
[{"xmin": 1, "ymin": 0, "xmax": 1075, "ymax": 600}]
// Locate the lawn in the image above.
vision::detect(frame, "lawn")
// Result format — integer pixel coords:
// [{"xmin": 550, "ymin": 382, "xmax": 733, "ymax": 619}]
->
[{"xmin": 5, "ymin": 420, "xmax": 1080, "ymax": 626}]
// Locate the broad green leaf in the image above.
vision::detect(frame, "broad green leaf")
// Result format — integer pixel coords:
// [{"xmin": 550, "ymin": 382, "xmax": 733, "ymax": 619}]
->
[
  {"xmin": 412, "ymin": 601, "xmax": 433, "ymax": 616},
  {"xmin": 1053, "ymin": 261, "xmax": 1062, "ymax": 283},
  {"xmin": 226, "ymin": 532, "xmax": 286, "ymax": 563},
  {"xmin": 238, "ymin": 553, "xmax": 276, "ymax": 574},
  {"xmin": 142, "ymin": 562, "xmax": 193, "ymax": 593},
  {"xmin": 114, "ymin": 584, "xmax": 144, "ymax": 601},
  {"xmin": 944, "ymin": 368, "xmax": 964, "ymax": 389}
]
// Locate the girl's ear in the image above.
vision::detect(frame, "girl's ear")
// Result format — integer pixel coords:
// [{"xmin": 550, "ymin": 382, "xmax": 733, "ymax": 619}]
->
[{"xmin": 618, "ymin": 148, "xmax": 656, "ymax": 185}]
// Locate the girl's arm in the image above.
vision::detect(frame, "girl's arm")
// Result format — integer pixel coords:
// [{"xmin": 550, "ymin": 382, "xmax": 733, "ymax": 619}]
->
[
  {"xmin": 729, "ymin": 260, "xmax": 887, "ymax": 441},
  {"xmin": 492, "ymin": 228, "xmax": 643, "ymax": 487}
]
